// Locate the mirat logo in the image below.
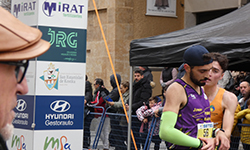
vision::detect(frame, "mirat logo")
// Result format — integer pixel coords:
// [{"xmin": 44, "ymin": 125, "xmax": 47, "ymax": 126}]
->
[
  {"xmin": 44, "ymin": 136, "xmax": 71, "ymax": 150},
  {"xmin": 11, "ymin": 135, "xmax": 27, "ymax": 150},
  {"xmin": 13, "ymin": 1, "xmax": 36, "ymax": 18},
  {"xmin": 42, "ymin": 1, "xmax": 84, "ymax": 18},
  {"xmin": 40, "ymin": 63, "xmax": 59, "ymax": 90}
]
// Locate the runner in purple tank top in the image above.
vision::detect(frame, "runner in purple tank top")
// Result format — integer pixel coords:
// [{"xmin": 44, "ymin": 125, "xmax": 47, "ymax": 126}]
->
[
  {"xmin": 159, "ymin": 45, "xmax": 229, "ymax": 150},
  {"xmin": 167, "ymin": 78, "xmax": 211, "ymax": 149}
]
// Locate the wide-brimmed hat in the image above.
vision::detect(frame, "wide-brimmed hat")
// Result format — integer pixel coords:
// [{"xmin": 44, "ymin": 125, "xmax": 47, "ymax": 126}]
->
[{"xmin": 0, "ymin": 7, "xmax": 50, "ymax": 61}]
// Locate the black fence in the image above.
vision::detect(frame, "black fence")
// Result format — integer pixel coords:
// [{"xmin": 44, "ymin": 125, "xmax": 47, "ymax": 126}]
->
[
  {"xmin": 230, "ymin": 123, "xmax": 250, "ymax": 150},
  {"xmin": 83, "ymin": 108, "xmax": 249, "ymax": 150},
  {"xmin": 83, "ymin": 106, "xmax": 165, "ymax": 150}
]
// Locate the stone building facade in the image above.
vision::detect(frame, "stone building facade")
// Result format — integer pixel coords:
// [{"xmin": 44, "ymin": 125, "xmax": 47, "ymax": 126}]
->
[
  {"xmin": 86, "ymin": 0, "xmax": 185, "ymax": 91},
  {"xmin": 86, "ymin": 0, "xmax": 245, "ymax": 93}
]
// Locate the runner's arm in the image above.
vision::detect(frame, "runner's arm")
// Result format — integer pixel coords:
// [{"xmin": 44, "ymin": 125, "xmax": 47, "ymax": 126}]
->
[
  {"xmin": 222, "ymin": 91, "xmax": 238, "ymax": 138},
  {"xmin": 215, "ymin": 91, "xmax": 237, "ymax": 150},
  {"xmin": 159, "ymin": 83, "xmax": 202, "ymax": 148},
  {"xmin": 159, "ymin": 111, "xmax": 202, "ymax": 148}
]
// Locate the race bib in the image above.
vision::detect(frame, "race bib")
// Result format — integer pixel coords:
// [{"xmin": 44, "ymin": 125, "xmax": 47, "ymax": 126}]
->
[{"xmin": 197, "ymin": 122, "xmax": 213, "ymax": 138}]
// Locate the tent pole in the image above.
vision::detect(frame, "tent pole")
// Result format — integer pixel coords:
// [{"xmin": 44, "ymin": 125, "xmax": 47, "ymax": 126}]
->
[{"xmin": 127, "ymin": 66, "xmax": 133, "ymax": 150}]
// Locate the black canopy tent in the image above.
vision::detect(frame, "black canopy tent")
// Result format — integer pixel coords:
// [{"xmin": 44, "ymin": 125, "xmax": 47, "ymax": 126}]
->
[
  {"xmin": 127, "ymin": 4, "xmax": 250, "ymax": 148},
  {"xmin": 130, "ymin": 4, "xmax": 250, "ymax": 71}
]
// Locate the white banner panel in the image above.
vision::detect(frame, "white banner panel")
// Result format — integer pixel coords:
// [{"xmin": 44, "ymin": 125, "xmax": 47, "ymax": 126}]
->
[
  {"xmin": 37, "ymin": 0, "xmax": 88, "ymax": 29},
  {"xmin": 26, "ymin": 60, "xmax": 36, "ymax": 95},
  {"xmin": 34, "ymin": 130, "xmax": 83, "ymax": 150},
  {"xmin": 36, "ymin": 61, "xmax": 85, "ymax": 96},
  {"xmin": 6, "ymin": 128, "xmax": 34, "ymax": 150},
  {"xmin": 11, "ymin": 0, "xmax": 38, "ymax": 26},
  {"xmin": 10, "ymin": 0, "xmax": 87, "ymax": 149},
  {"xmin": 146, "ymin": 0, "xmax": 177, "ymax": 17}
]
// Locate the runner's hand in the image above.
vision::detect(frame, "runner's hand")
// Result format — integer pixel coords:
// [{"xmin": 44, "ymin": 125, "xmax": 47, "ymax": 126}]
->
[
  {"xmin": 199, "ymin": 137, "xmax": 215, "ymax": 150},
  {"xmin": 216, "ymin": 131, "xmax": 230, "ymax": 150}
]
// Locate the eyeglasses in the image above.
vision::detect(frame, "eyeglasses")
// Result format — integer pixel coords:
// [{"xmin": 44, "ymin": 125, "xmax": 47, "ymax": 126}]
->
[{"xmin": 0, "ymin": 60, "xmax": 29, "ymax": 83}]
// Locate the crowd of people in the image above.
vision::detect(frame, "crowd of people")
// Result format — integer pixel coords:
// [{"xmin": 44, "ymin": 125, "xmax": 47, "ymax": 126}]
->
[{"xmin": 83, "ymin": 45, "xmax": 250, "ymax": 150}]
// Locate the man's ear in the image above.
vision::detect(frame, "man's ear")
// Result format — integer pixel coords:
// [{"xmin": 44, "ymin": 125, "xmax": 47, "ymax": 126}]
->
[
  {"xmin": 220, "ymin": 72, "xmax": 224, "ymax": 80},
  {"xmin": 183, "ymin": 64, "xmax": 191, "ymax": 73}
]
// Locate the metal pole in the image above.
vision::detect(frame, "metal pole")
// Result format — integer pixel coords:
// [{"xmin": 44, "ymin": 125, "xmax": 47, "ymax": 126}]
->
[{"xmin": 127, "ymin": 66, "xmax": 133, "ymax": 150}]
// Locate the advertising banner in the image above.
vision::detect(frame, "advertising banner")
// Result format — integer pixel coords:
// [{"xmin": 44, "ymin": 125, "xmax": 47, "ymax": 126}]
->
[
  {"xmin": 35, "ymin": 96, "xmax": 84, "ymax": 130},
  {"xmin": 37, "ymin": 26, "xmax": 87, "ymax": 62},
  {"xmin": 25, "ymin": 60, "xmax": 36, "ymax": 95},
  {"xmin": 13, "ymin": 95, "xmax": 35, "ymax": 130},
  {"xmin": 11, "ymin": 0, "xmax": 88, "ymax": 28},
  {"xmin": 36, "ymin": 61, "xmax": 85, "ymax": 96},
  {"xmin": 9, "ymin": 0, "xmax": 88, "ymax": 149},
  {"xmin": 37, "ymin": 0, "xmax": 88, "ymax": 29},
  {"xmin": 34, "ymin": 130, "xmax": 83, "ymax": 150},
  {"xmin": 6, "ymin": 129, "xmax": 33, "ymax": 150},
  {"xmin": 11, "ymin": 0, "xmax": 38, "ymax": 26}
]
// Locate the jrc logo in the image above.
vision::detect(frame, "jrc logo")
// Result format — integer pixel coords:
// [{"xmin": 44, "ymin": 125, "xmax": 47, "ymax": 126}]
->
[
  {"xmin": 13, "ymin": 1, "xmax": 36, "ymax": 18},
  {"xmin": 50, "ymin": 100, "xmax": 70, "ymax": 113},
  {"xmin": 42, "ymin": 1, "xmax": 84, "ymax": 17},
  {"xmin": 11, "ymin": 135, "xmax": 27, "ymax": 150},
  {"xmin": 44, "ymin": 136, "xmax": 71, "ymax": 150},
  {"xmin": 48, "ymin": 28, "xmax": 78, "ymax": 48},
  {"xmin": 16, "ymin": 99, "xmax": 27, "ymax": 112}
]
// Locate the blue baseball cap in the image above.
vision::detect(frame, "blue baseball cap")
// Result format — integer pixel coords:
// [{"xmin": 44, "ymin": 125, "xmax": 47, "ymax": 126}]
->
[{"xmin": 183, "ymin": 45, "xmax": 213, "ymax": 66}]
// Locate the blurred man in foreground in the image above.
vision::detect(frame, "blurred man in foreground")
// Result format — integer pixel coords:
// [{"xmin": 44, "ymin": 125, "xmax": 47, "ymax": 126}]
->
[{"xmin": 0, "ymin": 7, "xmax": 50, "ymax": 149}]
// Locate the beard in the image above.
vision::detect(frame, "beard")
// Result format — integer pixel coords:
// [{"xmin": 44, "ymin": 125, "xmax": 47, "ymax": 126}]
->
[
  {"xmin": 243, "ymin": 91, "xmax": 250, "ymax": 100},
  {"xmin": 0, "ymin": 123, "xmax": 14, "ymax": 141},
  {"xmin": 190, "ymin": 69, "xmax": 207, "ymax": 86}
]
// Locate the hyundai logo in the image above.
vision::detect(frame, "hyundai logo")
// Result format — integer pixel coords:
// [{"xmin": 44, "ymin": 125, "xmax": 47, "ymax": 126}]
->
[
  {"xmin": 16, "ymin": 99, "xmax": 27, "ymax": 112},
  {"xmin": 50, "ymin": 100, "xmax": 70, "ymax": 113}
]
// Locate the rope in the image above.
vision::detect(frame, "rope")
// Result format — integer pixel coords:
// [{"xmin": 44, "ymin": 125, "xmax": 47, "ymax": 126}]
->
[{"xmin": 92, "ymin": 0, "xmax": 138, "ymax": 150}]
